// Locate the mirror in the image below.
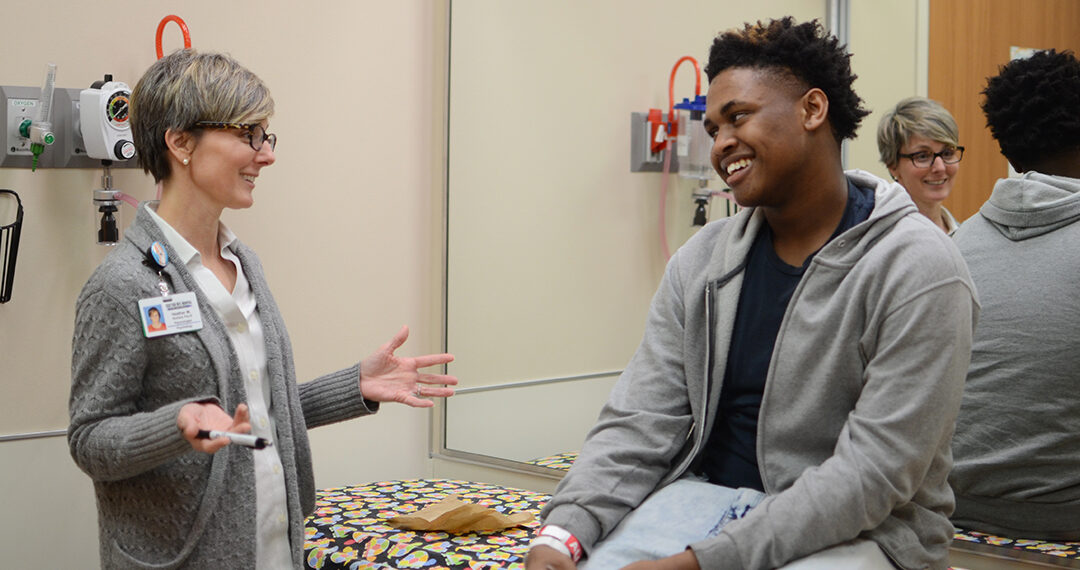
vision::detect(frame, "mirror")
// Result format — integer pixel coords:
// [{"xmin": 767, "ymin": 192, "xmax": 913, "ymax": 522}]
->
[{"xmin": 440, "ymin": 0, "xmax": 832, "ymax": 476}]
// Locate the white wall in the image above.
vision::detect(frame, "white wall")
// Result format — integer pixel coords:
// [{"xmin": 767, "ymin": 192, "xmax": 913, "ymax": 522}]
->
[{"xmin": 0, "ymin": 1, "xmax": 443, "ymax": 567}]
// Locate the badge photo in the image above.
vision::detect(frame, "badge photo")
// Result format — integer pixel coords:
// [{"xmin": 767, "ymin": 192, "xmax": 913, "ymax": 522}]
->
[{"xmin": 138, "ymin": 291, "xmax": 203, "ymax": 338}]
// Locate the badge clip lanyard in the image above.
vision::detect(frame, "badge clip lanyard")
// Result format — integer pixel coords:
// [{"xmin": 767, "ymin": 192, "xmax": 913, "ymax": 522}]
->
[
  {"xmin": 147, "ymin": 241, "xmax": 171, "ymax": 296},
  {"xmin": 139, "ymin": 241, "xmax": 203, "ymax": 338}
]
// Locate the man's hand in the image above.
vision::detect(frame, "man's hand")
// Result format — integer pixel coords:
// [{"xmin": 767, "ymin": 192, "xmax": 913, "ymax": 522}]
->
[
  {"xmin": 622, "ymin": 550, "xmax": 701, "ymax": 570},
  {"xmin": 525, "ymin": 544, "xmax": 576, "ymax": 570}
]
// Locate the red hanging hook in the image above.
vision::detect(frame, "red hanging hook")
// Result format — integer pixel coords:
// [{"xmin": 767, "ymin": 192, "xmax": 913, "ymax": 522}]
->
[{"xmin": 155, "ymin": 15, "xmax": 192, "ymax": 59}]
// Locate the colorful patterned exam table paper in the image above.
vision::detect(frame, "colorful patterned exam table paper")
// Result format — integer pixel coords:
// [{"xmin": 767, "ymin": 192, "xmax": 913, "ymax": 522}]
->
[
  {"xmin": 304, "ymin": 469, "xmax": 1080, "ymax": 569},
  {"xmin": 304, "ymin": 479, "xmax": 547, "ymax": 569}
]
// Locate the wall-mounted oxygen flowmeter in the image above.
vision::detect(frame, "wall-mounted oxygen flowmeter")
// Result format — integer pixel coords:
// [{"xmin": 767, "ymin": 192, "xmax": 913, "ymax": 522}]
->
[{"xmin": 80, "ymin": 75, "xmax": 136, "ymax": 162}]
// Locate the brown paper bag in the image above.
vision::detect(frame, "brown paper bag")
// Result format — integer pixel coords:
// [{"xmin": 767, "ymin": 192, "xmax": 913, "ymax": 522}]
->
[{"xmin": 388, "ymin": 495, "xmax": 534, "ymax": 533}]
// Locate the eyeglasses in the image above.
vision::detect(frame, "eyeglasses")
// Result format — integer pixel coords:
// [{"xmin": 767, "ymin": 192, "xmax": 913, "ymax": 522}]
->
[
  {"xmin": 194, "ymin": 121, "xmax": 277, "ymax": 152},
  {"xmin": 897, "ymin": 146, "xmax": 964, "ymax": 168}
]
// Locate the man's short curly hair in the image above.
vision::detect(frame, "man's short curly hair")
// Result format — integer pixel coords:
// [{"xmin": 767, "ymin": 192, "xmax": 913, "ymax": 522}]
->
[
  {"xmin": 704, "ymin": 17, "xmax": 868, "ymax": 144},
  {"xmin": 981, "ymin": 49, "xmax": 1080, "ymax": 170}
]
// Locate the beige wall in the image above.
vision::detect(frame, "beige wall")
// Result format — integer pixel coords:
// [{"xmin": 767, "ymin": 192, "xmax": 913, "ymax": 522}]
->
[
  {"xmin": 848, "ymin": 0, "xmax": 929, "ymax": 178},
  {"xmin": 0, "ymin": 1, "xmax": 443, "ymax": 567},
  {"xmin": 445, "ymin": 0, "xmax": 826, "ymax": 389}
]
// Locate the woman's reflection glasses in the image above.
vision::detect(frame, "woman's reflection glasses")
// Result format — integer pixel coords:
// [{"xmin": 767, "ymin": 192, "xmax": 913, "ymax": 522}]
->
[{"xmin": 898, "ymin": 146, "xmax": 964, "ymax": 168}]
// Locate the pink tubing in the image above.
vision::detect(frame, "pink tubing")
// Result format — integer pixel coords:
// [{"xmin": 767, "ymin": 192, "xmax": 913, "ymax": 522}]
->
[{"xmin": 113, "ymin": 191, "xmax": 139, "ymax": 209}]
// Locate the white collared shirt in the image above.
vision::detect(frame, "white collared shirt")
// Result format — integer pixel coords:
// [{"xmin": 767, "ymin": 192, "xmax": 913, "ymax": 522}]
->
[
  {"xmin": 942, "ymin": 206, "xmax": 959, "ymax": 236},
  {"xmin": 147, "ymin": 204, "xmax": 293, "ymax": 569}
]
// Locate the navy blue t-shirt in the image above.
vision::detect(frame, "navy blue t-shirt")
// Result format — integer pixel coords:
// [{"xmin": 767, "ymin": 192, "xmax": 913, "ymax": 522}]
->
[{"xmin": 698, "ymin": 180, "xmax": 874, "ymax": 491}]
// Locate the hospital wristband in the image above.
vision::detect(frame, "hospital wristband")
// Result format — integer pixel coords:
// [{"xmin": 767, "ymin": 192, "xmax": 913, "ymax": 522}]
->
[
  {"xmin": 530, "ymin": 535, "xmax": 572, "ymax": 558},
  {"xmin": 537, "ymin": 524, "xmax": 583, "ymax": 562}
]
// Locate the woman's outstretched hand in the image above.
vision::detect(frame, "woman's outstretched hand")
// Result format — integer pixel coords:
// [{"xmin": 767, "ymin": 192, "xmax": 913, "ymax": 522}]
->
[{"xmin": 360, "ymin": 325, "xmax": 457, "ymax": 408}]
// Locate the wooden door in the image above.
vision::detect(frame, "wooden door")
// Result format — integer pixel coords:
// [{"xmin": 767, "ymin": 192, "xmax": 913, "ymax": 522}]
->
[{"xmin": 929, "ymin": 0, "xmax": 1080, "ymax": 222}]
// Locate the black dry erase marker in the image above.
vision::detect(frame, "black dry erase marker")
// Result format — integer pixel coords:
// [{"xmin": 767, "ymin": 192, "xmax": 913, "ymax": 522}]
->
[{"xmin": 196, "ymin": 430, "xmax": 273, "ymax": 450}]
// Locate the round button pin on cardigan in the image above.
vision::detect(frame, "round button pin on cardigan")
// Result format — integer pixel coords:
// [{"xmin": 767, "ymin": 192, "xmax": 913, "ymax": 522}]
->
[{"xmin": 149, "ymin": 241, "xmax": 169, "ymax": 268}]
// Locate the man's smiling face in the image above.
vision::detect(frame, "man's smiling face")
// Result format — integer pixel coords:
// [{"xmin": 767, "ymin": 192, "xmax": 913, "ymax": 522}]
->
[{"xmin": 704, "ymin": 67, "xmax": 817, "ymax": 208}]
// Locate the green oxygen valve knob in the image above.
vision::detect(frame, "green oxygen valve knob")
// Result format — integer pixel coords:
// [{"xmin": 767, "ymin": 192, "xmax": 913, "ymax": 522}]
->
[
  {"xmin": 26, "ymin": 122, "xmax": 55, "ymax": 172},
  {"xmin": 18, "ymin": 119, "xmax": 31, "ymax": 138}
]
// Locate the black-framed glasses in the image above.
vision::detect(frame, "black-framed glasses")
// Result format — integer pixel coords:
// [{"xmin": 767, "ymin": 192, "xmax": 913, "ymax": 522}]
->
[
  {"xmin": 898, "ymin": 146, "xmax": 964, "ymax": 168},
  {"xmin": 194, "ymin": 121, "xmax": 277, "ymax": 152}
]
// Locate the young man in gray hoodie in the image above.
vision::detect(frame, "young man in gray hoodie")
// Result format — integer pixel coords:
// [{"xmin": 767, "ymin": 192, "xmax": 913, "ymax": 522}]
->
[
  {"xmin": 949, "ymin": 49, "xmax": 1080, "ymax": 541},
  {"xmin": 527, "ymin": 17, "xmax": 977, "ymax": 570}
]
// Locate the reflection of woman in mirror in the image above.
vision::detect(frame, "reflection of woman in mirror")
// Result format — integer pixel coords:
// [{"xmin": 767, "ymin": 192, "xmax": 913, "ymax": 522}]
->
[
  {"xmin": 877, "ymin": 97, "xmax": 964, "ymax": 235},
  {"xmin": 146, "ymin": 306, "xmax": 166, "ymax": 332}
]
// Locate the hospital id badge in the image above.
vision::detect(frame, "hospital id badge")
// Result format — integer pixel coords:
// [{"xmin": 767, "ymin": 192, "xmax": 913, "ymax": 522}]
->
[{"xmin": 138, "ymin": 292, "xmax": 203, "ymax": 338}]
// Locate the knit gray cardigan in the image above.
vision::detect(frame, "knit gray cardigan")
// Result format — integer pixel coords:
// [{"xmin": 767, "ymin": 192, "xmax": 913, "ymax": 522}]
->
[{"xmin": 69, "ymin": 205, "xmax": 376, "ymax": 569}]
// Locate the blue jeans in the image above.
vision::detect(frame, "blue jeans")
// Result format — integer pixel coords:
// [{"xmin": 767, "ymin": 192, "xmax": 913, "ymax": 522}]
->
[
  {"xmin": 581, "ymin": 477, "xmax": 764, "ymax": 568},
  {"xmin": 580, "ymin": 477, "xmax": 892, "ymax": 569}
]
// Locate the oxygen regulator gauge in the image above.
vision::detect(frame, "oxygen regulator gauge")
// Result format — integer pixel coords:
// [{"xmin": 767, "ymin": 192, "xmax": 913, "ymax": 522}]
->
[
  {"xmin": 105, "ymin": 91, "xmax": 135, "ymax": 160},
  {"xmin": 106, "ymin": 91, "xmax": 130, "ymax": 124},
  {"xmin": 81, "ymin": 75, "xmax": 137, "ymax": 162}
]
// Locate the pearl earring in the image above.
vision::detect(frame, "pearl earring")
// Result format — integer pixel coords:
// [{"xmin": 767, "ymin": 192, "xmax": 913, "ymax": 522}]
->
[{"xmin": 182, "ymin": 157, "xmax": 190, "ymax": 166}]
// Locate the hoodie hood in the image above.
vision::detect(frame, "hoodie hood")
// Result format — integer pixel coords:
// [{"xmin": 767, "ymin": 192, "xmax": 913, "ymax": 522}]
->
[
  {"xmin": 811, "ymin": 169, "xmax": 919, "ymax": 266},
  {"xmin": 701, "ymin": 169, "xmax": 916, "ymax": 280},
  {"xmin": 979, "ymin": 172, "xmax": 1080, "ymax": 241}
]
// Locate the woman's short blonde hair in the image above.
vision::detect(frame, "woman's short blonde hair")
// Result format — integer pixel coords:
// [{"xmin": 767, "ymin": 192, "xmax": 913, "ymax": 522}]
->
[
  {"xmin": 130, "ymin": 49, "xmax": 274, "ymax": 182},
  {"xmin": 876, "ymin": 96, "xmax": 959, "ymax": 168}
]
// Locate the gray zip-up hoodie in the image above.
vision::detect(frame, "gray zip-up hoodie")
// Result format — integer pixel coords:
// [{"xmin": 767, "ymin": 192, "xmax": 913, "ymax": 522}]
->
[
  {"xmin": 950, "ymin": 172, "xmax": 1080, "ymax": 540},
  {"xmin": 542, "ymin": 170, "xmax": 977, "ymax": 569}
]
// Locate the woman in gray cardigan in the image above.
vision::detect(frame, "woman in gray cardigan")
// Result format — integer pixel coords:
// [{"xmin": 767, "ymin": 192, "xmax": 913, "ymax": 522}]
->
[{"xmin": 68, "ymin": 49, "xmax": 456, "ymax": 569}]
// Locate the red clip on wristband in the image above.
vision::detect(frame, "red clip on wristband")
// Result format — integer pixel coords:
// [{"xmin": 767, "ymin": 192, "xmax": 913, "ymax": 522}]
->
[{"xmin": 539, "ymin": 525, "xmax": 583, "ymax": 562}]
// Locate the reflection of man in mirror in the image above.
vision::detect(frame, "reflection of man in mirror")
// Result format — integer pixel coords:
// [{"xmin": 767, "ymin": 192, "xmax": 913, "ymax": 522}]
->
[
  {"xmin": 949, "ymin": 49, "xmax": 1080, "ymax": 542},
  {"xmin": 146, "ymin": 306, "xmax": 166, "ymax": 332},
  {"xmin": 528, "ymin": 17, "xmax": 977, "ymax": 570}
]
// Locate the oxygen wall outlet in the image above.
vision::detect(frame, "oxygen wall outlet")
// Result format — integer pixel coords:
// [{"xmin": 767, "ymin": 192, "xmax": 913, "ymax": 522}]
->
[{"xmin": 1, "ymin": 85, "xmax": 44, "ymax": 168}]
